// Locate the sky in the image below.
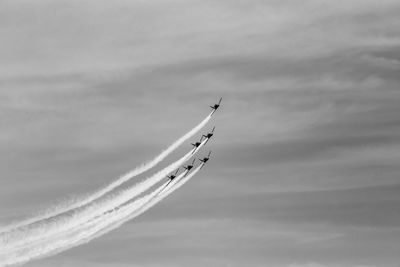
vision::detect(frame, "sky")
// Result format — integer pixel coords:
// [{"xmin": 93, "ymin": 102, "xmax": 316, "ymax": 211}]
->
[{"xmin": 1, "ymin": 0, "xmax": 400, "ymax": 266}]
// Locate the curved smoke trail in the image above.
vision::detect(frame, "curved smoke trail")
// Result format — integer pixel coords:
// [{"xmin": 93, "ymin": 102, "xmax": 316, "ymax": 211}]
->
[
  {"xmin": 88, "ymin": 163, "xmax": 203, "ymax": 241},
  {"xmin": 1, "ymin": 165, "xmax": 202, "ymax": 267},
  {"xmin": 63, "ymin": 164, "xmax": 203, "ymax": 254},
  {"xmin": 0, "ymin": 111, "xmax": 212, "ymax": 234},
  {"xmin": 2, "ymin": 138, "xmax": 207, "ymax": 252},
  {"xmin": 0, "ymin": 181, "xmax": 170, "ymax": 267}
]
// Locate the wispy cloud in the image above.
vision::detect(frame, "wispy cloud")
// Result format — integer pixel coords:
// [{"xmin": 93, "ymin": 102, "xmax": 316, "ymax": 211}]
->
[{"xmin": 1, "ymin": 0, "xmax": 400, "ymax": 266}]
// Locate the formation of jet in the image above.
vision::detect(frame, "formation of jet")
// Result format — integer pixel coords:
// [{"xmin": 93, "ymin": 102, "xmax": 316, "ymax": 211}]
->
[
  {"xmin": 166, "ymin": 98, "xmax": 221, "ymax": 182},
  {"xmin": 191, "ymin": 125, "xmax": 215, "ymax": 152}
]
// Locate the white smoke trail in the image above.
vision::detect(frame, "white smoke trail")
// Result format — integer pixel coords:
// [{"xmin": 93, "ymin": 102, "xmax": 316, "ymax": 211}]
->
[
  {"xmin": 10, "ymin": 171, "xmax": 187, "ymax": 262},
  {"xmin": 0, "ymin": 111, "xmax": 212, "ymax": 234},
  {"xmin": 0, "ymin": 148, "xmax": 187, "ymax": 251},
  {"xmin": 55, "ymin": 165, "xmax": 202, "ymax": 258},
  {"xmin": 0, "ymin": 181, "xmax": 170, "ymax": 267},
  {"xmin": 1, "ymin": 137, "xmax": 208, "ymax": 252},
  {"xmin": 88, "ymin": 163, "xmax": 204, "ymax": 241},
  {"xmin": 1, "ymin": 165, "xmax": 203, "ymax": 267}
]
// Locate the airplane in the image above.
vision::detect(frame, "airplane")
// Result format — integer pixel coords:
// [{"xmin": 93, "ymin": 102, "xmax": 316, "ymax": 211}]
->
[
  {"xmin": 203, "ymin": 126, "xmax": 215, "ymax": 139},
  {"xmin": 167, "ymin": 168, "xmax": 180, "ymax": 181},
  {"xmin": 199, "ymin": 151, "xmax": 211, "ymax": 163},
  {"xmin": 199, "ymin": 151, "xmax": 211, "ymax": 169},
  {"xmin": 183, "ymin": 158, "xmax": 196, "ymax": 176},
  {"xmin": 202, "ymin": 126, "xmax": 215, "ymax": 145},
  {"xmin": 163, "ymin": 168, "xmax": 181, "ymax": 188},
  {"xmin": 191, "ymin": 136, "xmax": 203, "ymax": 149},
  {"xmin": 210, "ymin": 97, "xmax": 222, "ymax": 115}
]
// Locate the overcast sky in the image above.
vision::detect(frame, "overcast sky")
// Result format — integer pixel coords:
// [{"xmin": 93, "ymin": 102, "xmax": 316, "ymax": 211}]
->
[{"xmin": 1, "ymin": 1, "xmax": 400, "ymax": 266}]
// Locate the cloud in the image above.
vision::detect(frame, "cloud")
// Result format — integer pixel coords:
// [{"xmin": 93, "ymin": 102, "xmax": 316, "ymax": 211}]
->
[{"xmin": 1, "ymin": 1, "xmax": 400, "ymax": 266}]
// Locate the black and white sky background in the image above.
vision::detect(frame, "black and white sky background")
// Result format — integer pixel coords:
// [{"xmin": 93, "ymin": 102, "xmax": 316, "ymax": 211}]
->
[{"xmin": 1, "ymin": 1, "xmax": 400, "ymax": 266}]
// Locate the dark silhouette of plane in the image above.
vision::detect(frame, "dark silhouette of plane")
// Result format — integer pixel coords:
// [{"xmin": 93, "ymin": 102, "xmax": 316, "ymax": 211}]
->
[
  {"xmin": 163, "ymin": 168, "xmax": 181, "ymax": 188},
  {"xmin": 199, "ymin": 151, "xmax": 211, "ymax": 163},
  {"xmin": 203, "ymin": 126, "xmax": 215, "ymax": 139},
  {"xmin": 210, "ymin": 97, "xmax": 222, "ymax": 115},
  {"xmin": 191, "ymin": 136, "xmax": 203, "ymax": 149},
  {"xmin": 202, "ymin": 126, "xmax": 215, "ymax": 145},
  {"xmin": 183, "ymin": 158, "xmax": 196, "ymax": 176},
  {"xmin": 167, "ymin": 168, "xmax": 180, "ymax": 181},
  {"xmin": 199, "ymin": 151, "xmax": 211, "ymax": 169}
]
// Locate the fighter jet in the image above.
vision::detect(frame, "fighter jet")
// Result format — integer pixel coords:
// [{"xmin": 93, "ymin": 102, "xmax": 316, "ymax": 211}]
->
[
  {"xmin": 202, "ymin": 126, "xmax": 215, "ymax": 145},
  {"xmin": 199, "ymin": 151, "xmax": 211, "ymax": 163},
  {"xmin": 167, "ymin": 168, "xmax": 180, "ymax": 181},
  {"xmin": 191, "ymin": 136, "xmax": 203, "ymax": 150},
  {"xmin": 163, "ymin": 168, "xmax": 181, "ymax": 188},
  {"xmin": 203, "ymin": 126, "xmax": 215, "ymax": 139},
  {"xmin": 210, "ymin": 97, "xmax": 222, "ymax": 115},
  {"xmin": 183, "ymin": 158, "xmax": 196, "ymax": 176},
  {"xmin": 199, "ymin": 151, "xmax": 211, "ymax": 169}
]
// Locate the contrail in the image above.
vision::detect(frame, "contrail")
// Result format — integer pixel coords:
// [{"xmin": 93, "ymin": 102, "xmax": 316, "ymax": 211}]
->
[
  {"xmin": 1, "ymin": 137, "xmax": 208, "ymax": 252},
  {"xmin": 0, "ymin": 181, "xmax": 170, "ymax": 267},
  {"xmin": 66, "ymin": 164, "xmax": 203, "ymax": 253},
  {"xmin": 88, "ymin": 163, "xmax": 204, "ymax": 241},
  {"xmin": 0, "ymin": 111, "xmax": 212, "ymax": 234},
  {"xmin": 1, "ymin": 164, "xmax": 203, "ymax": 267},
  {"xmin": 0, "ymin": 148, "xmax": 189, "ymax": 251}
]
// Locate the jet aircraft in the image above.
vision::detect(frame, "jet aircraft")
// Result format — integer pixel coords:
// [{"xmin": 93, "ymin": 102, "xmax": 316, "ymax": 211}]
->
[
  {"xmin": 191, "ymin": 136, "xmax": 203, "ymax": 149},
  {"xmin": 183, "ymin": 158, "xmax": 196, "ymax": 176},
  {"xmin": 199, "ymin": 151, "xmax": 211, "ymax": 169},
  {"xmin": 202, "ymin": 126, "xmax": 215, "ymax": 145},
  {"xmin": 167, "ymin": 168, "xmax": 180, "ymax": 181},
  {"xmin": 199, "ymin": 151, "xmax": 211, "ymax": 163},
  {"xmin": 210, "ymin": 97, "xmax": 222, "ymax": 115},
  {"xmin": 203, "ymin": 126, "xmax": 215, "ymax": 139}
]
